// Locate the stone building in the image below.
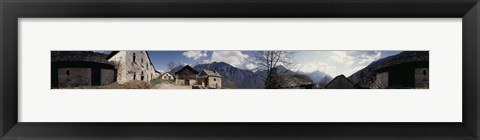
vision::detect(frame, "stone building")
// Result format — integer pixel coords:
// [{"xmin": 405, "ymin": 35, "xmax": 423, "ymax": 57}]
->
[
  {"xmin": 154, "ymin": 70, "xmax": 162, "ymax": 79},
  {"xmin": 174, "ymin": 65, "xmax": 199, "ymax": 86},
  {"xmin": 372, "ymin": 62, "xmax": 429, "ymax": 89},
  {"xmin": 348, "ymin": 51, "xmax": 429, "ymax": 89},
  {"xmin": 273, "ymin": 74, "xmax": 315, "ymax": 89},
  {"xmin": 414, "ymin": 68, "xmax": 429, "ymax": 88},
  {"xmin": 198, "ymin": 70, "xmax": 222, "ymax": 89},
  {"xmin": 107, "ymin": 51, "xmax": 157, "ymax": 84},
  {"xmin": 324, "ymin": 75, "xmax": 356, "ymax": 89},
  {"xmin": 161, "ymin": 72, "xmax": 175, "ymax": 80},
  {"xmin": 373, "ymin": 72, "xmax": 389, "ymax": 88},
  {"xmin": 173, "ymin": 65, "xmax": 223, "ymax": 89},
  {"xmin": 51, "ymin": 51, "xmax": 116, "ymax": 88}
]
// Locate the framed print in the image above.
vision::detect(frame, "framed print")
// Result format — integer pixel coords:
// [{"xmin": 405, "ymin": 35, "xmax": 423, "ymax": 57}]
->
[
  {"xmin": 23, "ymin": 19, "xmax": 448, "ymax": 123},
  {"xmin": 1, "ymin": 0, "xmax": 479, "ymax": 140}
]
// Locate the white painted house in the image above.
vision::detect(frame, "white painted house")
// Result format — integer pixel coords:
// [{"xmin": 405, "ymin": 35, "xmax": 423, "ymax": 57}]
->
[
  {"xmin": 161, "ymin": 72, "xmax": 175, "ymax": 80},
  {"xmin": 107, "ymin": 51, "xmax": 158, "ymax": 84}
]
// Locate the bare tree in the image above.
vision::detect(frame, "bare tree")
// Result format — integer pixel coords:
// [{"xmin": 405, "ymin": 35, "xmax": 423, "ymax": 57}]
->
[
  {"xmin": 167, "ymin": 62, "xmax": 176, "ymax": 71},
  {"xmin": 249, "ymin": 51, "xmax": 296, "ymax": 88}
]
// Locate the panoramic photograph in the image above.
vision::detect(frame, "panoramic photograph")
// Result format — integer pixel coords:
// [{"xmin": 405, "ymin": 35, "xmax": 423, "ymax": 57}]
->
[{"xmin": 51, "ymin": 51, "xmax": 429, "ymax": 89}]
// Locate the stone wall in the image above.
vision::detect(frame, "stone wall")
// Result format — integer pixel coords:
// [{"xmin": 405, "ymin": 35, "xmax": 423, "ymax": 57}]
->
[
  {"xmin": 176, "ymin": 79, "xmax": 197, "ymax": 86},
  {"xmin": 162, "ymin": 74, "xmax": 174, "ymax": 80},
  {"xmin": 372, "ymin": 72, "xmax": 389, "ymax": 89},
  {"xmin": 108, "ymin": 51, "xmax": 128, "ymax": 83},
  {"xmin": 154, "ymin": 72, "xmax": 161, "ymax": 79},
  {"xmin": 101, "ymin": 69, "xmax": 115, "ymax": 85},
  {"xmin": 108, "ymin": 51, "xmax": 157, "ymax": 84},
  {"xmin": 57, "ymin": 68, "xmax": 91, "ymax": 87},
  {"xmin": 207, "ymin": 77, "xmax": 222, "ymax": 89},
  {"xmin": 414, "ymin": 68, "xmax": 429, "ymax": 89}
]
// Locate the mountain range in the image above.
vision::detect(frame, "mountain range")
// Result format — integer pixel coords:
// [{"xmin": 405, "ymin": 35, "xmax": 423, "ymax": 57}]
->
[
  {"xmin": 168, "ymin": 61, "xmax": 333, "ymax": 88},
  {"xmin": 164, "ymin": 51, "xmax": 428, "ymax": 89},
  {"xmin": 255, "ymin": 65, "xmax": 333, "ymax": 86},
  {"xmin": 193, "ymin": 62, "xmax": 265, "ymax": 89},
  {"xmin": 304, "ymin": 70, "xmax": 333, "ymax": 87}
]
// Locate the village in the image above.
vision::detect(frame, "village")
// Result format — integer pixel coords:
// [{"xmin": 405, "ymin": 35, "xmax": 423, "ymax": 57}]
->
[
  {"xmin": 51, "ymin": 51, "xmax": 222, "ymax": 89},
  {"xmin": 51, "ymin": 51, "xmax": 429, "ymax": 89}
]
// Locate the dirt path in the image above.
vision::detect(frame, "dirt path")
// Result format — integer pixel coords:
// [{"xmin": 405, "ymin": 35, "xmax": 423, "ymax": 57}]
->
[{"xmin": 153, "ymin": 83, "xmax": 192, "ymax": 89}]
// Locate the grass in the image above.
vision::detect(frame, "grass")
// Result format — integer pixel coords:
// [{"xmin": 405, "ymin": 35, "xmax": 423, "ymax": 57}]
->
[{"xmin": 150, "ymin": 78, "xmax": 175, "ymax": 86}]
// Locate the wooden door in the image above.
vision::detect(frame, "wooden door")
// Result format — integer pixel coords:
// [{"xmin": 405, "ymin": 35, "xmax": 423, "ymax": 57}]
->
[{"xmin": 91, "ymin": 68, "xmax": 101, "ymax": 86}]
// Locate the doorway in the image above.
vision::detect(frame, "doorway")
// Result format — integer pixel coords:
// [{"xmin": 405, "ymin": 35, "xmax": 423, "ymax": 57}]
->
[{"xmin": 91, "ymin": 68, "xmax": 101, "ymax": 86}]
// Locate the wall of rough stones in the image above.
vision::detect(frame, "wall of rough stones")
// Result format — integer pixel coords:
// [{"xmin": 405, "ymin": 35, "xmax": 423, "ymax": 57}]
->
[
  {"xmin": 414, "ymin": 68, "xmax": 429, "ymax": 89},
  {"xmin": 57, "ymin": 68, "xmax": 90, "ymax": 87}
]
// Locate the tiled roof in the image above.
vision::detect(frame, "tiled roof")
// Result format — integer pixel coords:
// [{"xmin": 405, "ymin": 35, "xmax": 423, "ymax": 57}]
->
[
  {"xmin": 201, "ymin": 70, "xmax": 221, "ymax": 77},
  {"xmin": 175, "ymin": 65, "xmax": 199, "ymax": 74},
  {"xmin": 51, "ymin": 51, "xmax": 111, "ymax": 64}
]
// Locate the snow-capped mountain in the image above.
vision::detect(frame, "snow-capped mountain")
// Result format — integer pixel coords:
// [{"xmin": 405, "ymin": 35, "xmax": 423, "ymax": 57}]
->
[{"xmin": 305, "ymin": 70, "xmax": 333, "ymax": 87}]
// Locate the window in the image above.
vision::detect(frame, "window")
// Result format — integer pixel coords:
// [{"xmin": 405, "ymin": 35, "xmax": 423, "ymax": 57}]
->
[
  {"xmin": 423, "ymin": 70, "xmax": 427, "ymax": 76},
  {"xmin": 65, "ymin": 69, "xmax": 71, "ymax": 76},
  {"xmin": 213, "ymin": 78, "xmax": 216, "ymax": 81},
  {"xmin": 141, "ymin": 58, "xmax": 144, "ymax": 63},
  {"xmin": 133, "ymin": 72, "xmax": 136, "ymax": 80},
  {"xmin": 133, "ymin": 53, "xmax": 136, "ymax": 63}
]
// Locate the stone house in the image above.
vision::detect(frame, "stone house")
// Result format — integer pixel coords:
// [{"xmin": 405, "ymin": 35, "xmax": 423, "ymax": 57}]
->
[
  {"xmin": 154, "ymin": 70, "xmax": 162, "ymax": 79},
  {"xmin": 198, "ymin": 70, "xmax": 222, "ymax": 89},
  {"xmin": 414, "ymin": 68, "xmax": 429, "ymax": 88},
  {"xmin": 274, "ymin": 74, "xmax": 315, "ymax": 89},
  {"xmin": 161, "ymin": 72, "xmax": 175, "ymax": 80},
  {"xmin": 373, "ymin": 62, "xmax": 429, "ymax": 89},
  {"xmin": 51, "ymin": 51, "xmax": 116, "ymax": 88},
  {"xmin": 107, "ymin": 51, "xmax": 157, "ymax": 84},
  {"xmin": 324, "ymin": 75, "xmax": 356, "ymax": 89},
  {"xmin": 174, "ymin": 65, "xmax": 223, "ymax": 89},
  {"xmin": 174, "ymin": 65, "xmax": 199, "ymax": 86}
]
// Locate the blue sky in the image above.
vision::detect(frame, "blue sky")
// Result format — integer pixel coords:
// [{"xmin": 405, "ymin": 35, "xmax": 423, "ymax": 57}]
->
[{"xmin": 100, "ymin": 51, "xmax": 401, "ymax": 77}]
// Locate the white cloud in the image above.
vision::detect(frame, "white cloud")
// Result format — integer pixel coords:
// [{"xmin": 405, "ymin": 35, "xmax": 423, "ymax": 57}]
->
[
  {"xmin": 210, "ymin": 51, "xmax": 249, "ymax": 68},
  {"xmin": 183, "ymin": 51, "xmax": 208, "ymax": 60},
  {"xmin": 329, "ymin": 51, "xmax": 381, "ymax": 66},
  {"xmin": 343, "ymin": 65, "xmax": 368, "ymax": 77},
  {"xmin": 245, "ymin": 63, "xmax": 258, "ymax": 71},
  {"xmin": 293, "ymin": 62, "xmax": 336, "ymax": 75},
  {"xmin": 156, "ymin": 69, "xmax": 165, "ymax": 73}
]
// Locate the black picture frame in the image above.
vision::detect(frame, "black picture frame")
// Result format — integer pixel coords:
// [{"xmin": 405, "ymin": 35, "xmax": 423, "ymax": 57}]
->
[{"xmin": 1, "ymin": 0, "xmax": 479, "ymax": 139}]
